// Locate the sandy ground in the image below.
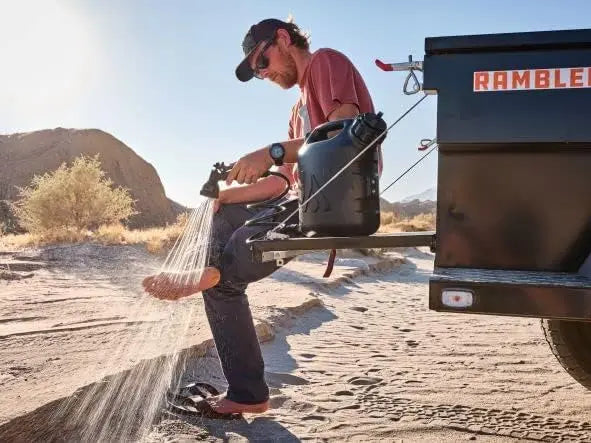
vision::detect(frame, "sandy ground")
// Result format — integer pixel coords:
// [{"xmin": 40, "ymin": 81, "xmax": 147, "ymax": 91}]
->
[
  {"xmin": 0, "ymin": 243, "xmax": 401, "ymax": 441},
  {"xmin": 148, "ymin": 249, "xmax": 591, "ymax": 442},
  {"xmin": 2, "ymin": 245, "xmax": 591, "ymax": 441}
]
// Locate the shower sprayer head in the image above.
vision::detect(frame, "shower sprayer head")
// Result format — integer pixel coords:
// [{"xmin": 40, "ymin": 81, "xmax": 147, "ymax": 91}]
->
[
  {"xmin": 199, "ymin": 162, "xmax": 233, "ymax": 199},
  {"xmin": 199, "ymin": 161, "xmax": 271, "ymax": 199}
]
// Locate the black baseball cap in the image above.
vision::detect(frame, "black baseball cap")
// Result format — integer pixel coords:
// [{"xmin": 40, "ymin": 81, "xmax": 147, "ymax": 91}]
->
[{"xmin": 235, "ymin": 18, "xmax": 289, "ymax": 82}]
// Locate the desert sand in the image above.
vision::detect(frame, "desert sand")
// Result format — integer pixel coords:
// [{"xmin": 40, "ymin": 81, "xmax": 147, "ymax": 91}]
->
[{"xmin": 2, "ymin": 245, "xmax": 591, "ymax": 442}]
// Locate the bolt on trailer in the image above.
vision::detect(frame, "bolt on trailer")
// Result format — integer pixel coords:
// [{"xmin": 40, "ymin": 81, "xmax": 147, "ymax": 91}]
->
[{"xmin": 244, "ymin": 28, "xmax": 591, "ymax": 390}]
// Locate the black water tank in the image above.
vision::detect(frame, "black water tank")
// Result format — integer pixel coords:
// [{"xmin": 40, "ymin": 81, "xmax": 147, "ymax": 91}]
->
[{"xmin": 297, "ymin": 112, "xmax": 386, "ymax": 236}]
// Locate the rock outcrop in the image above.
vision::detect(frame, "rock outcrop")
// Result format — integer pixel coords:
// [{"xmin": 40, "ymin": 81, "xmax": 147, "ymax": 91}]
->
[{"xmin": 0, "ymin": 128, "xmax": 185, "ymax": 230}]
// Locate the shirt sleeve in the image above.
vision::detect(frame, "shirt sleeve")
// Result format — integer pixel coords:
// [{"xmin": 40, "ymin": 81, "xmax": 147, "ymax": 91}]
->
[{"xmin": 308, "ymin": 50, "xmax": 361, "ymax": 119}]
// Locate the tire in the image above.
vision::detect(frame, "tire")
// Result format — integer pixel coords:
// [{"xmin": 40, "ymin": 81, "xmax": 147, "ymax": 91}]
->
[{"xmin": 542, "ymin": 319, "xmax": 591, "ymax": 390}]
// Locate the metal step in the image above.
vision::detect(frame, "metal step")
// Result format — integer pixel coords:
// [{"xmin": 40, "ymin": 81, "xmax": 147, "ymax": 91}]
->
[
  {"xmin": 249, "ymin": 231, "xmax": 435, "ymax": 264},
  {"xmin": 429, "ymin": 267, "xmax": 591, "ymax": 321}
]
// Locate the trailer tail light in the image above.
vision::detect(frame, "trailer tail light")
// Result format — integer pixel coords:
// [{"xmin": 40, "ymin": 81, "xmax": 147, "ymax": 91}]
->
[{"xmin": 441, "ymin": 289, "xmax": 474, "ymax": 308}]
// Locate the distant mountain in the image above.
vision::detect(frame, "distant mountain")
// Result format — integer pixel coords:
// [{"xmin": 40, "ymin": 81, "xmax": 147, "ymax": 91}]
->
[
  {"xmin": 380, "ymin": 197, "xmax": 435, "ymax": 218},
  {"xmin": 0, "ymin": 128, "xmax": 186, "ymax": 231},
  {"xmin": 401, "ymin": 187, "xmax": 437, "ymax": 203}
]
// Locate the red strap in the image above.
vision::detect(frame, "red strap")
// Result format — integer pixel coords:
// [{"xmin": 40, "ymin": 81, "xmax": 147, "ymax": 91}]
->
[{"xmin": 323, "ymin": 249, "xmax": 337, "ymax": 278}]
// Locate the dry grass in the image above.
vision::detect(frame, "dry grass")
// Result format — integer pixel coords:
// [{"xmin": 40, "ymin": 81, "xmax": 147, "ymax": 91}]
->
[
  {"xmin": 0, "ymin": 232, "xmax": 39, "ymax": 250},
  {"xmin": 0, "ymin": 213, "xmax": 189, "ymax": 254},
  {"xmin": 379, "ymin": 211, "xmax": 436, "ymax": 233},
  {"xmin": 0, "ymin": 210, "xmax": 435, "ymax": 253}
]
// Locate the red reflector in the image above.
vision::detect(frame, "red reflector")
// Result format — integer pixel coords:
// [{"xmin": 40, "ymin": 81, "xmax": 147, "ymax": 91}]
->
[{"xmin": 442, "ymin": 289, "xmax": 474, "ymax": 308}]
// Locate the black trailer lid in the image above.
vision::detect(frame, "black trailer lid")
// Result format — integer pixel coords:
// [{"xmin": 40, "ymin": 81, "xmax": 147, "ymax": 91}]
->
[{"xmin": 426, "ymin": 28, "xmax": 591, "ymax": 55}]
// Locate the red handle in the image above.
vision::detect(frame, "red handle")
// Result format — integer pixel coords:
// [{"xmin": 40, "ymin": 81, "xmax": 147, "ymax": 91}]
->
[{"xmin": 375, "ymin": 59, "xmax": 393, "ymax": 72}]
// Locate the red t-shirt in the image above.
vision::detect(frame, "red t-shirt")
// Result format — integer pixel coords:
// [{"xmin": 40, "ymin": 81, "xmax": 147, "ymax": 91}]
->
[{"xmin": 285, "ymin": 48, "xmax": 383, "ymax": 195}]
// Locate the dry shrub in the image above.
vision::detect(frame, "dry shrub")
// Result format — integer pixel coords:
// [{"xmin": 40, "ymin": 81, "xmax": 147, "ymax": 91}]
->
[
  {"xmin": 40, "ymin": 227, "xmax": 90, "ymax": 244},
  {"xmin": 122, "ymin": 212, "xmax": 189, "ymax": 253},
  {"xmin": 0, "ymin": 228, "xmax": 91, "ymax": 249},
  {"xmin": 139, "ymin": 221, "xmax": 188, "ymax": 254},
  {"xmin": 380, "ymin": 211, "xmax": 402, "ymax": 226},
  {"xmin": 394, "ymin": 213, "xmax": 436, "ymax": 232},
  {"xmin": 12, "ymin": 154, "xmax": 137, "ymax": 234},
  {"xmin": 145, "ymin": 237, "xmax": 165, "ymax": 254},
  {"xmin": 95, "ymin": 223, "xmax": 127, "ymax": 244},
  {"xmin": 93, "ymin": 211, "xmax": 189, "ymax": 253},
  {"xmin": 379, "ymin": 210, "xmax": 436, "ymax": 233},
  {"xmin": 174, "ymin": 212, "xmax": 189, "ymax": 229},
  {"xmin": 1, "ymin": 226, "xmax": 115, "ymax": 249}
]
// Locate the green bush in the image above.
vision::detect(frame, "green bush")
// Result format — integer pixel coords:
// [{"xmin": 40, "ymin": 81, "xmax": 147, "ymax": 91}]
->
[{"xmin": 13, "ymin": 154, "xmax": 137, "ymax": 233}]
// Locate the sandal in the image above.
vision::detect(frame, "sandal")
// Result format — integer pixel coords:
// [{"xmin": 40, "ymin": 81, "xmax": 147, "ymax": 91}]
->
[{"xmin": 166, "ymin": 382, "xmax": 242, "ymax": 420}]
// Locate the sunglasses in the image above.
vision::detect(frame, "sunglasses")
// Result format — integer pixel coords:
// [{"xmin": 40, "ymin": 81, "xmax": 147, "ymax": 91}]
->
[{"xmin": 252, "ymin": 36, "xmax": 276, "ymax": 79}]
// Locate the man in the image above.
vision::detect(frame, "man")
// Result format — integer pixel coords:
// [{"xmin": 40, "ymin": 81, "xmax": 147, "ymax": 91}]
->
[{"xmin": 144, "ymin": 17, "xmax": 380, "ymax": 416}]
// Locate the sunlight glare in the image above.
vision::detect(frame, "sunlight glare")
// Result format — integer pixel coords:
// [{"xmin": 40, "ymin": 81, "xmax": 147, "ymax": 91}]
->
[{"xmin": 0, "ymin": 0, "xmax": 101, "ymax": 123}]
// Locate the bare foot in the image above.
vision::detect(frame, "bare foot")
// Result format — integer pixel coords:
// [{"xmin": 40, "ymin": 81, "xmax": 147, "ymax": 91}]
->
[
  {"xmin": 142, "ymin": 267, "xmax": 220, "ymax": 300},
  {"xmin": 206, "ymin": 394, "xmax": 270, "ymax": 414}
]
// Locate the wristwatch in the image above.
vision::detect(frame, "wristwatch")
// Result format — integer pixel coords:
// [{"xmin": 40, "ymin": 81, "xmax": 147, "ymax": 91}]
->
[{"xmin": 269, "ymin": 143, "xmax": 285, "ymax": 166}]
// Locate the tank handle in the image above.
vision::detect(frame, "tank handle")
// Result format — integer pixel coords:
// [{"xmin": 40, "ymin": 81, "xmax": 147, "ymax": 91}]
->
[{"xmin": 305, "ymin": 118, "xmax": 353, "ymax": 144}]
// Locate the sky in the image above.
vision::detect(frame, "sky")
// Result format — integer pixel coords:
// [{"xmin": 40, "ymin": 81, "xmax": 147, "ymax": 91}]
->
[{"xmin": 0, "ymin": 0, "xmax": 589, "ymax": 208}]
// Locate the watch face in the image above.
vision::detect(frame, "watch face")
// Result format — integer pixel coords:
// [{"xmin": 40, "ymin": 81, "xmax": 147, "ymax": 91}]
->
[{"xmin": 271, "ymin": 144, "xmax": 284, "ymax": 159}]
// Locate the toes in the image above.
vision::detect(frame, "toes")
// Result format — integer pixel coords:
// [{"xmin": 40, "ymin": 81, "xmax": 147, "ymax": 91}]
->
[{"xmin": 142, "ymin": 276, "xmax": 155, "ymax": 288}]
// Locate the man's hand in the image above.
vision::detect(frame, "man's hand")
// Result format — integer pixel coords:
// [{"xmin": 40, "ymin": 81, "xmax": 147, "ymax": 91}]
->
[
  {"xmin": 212, "ymin": 188, "xmax": 229, "ymax": 213},
  {"xmin": 213, "ymin": 198, "xmax": 222, "ymax": 213},
  {"xmin": 226, "ymin": 147, "xmax": 273, "ymax": 185}
]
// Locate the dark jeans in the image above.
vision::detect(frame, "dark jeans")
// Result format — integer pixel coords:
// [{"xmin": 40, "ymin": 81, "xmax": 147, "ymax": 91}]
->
[{"xmin": 202, "ymin": 199, "xmax": 298, "ymax": 404}]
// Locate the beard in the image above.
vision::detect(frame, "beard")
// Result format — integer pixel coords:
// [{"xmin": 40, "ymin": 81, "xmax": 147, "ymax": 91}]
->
[{"xmin": 270, "ymin": 46, "xmax": 298, "ymax": 89}]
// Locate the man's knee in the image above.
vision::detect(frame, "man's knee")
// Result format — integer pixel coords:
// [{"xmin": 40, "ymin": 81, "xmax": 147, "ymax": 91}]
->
[
  {"xmin": 220, "ymin": 233, "xmax": 254, "ymax": 279},
  {"xmin": 214, "ymin": 204, "xmax": 234, "ymax": 222},
  {"xmin": 216, "ymin": 203, "xmax": 256, "ymax": 231},
  {"xmin": 210, "ymin": 204, "xmax": 249, "ymax": 252},
  {"xmin": 219, "ymin": 227, "xmax": 277, "ymax": 285},
  {"xmin": 211, "ymin": 208, "xmax": 229, "ymax": 235}
]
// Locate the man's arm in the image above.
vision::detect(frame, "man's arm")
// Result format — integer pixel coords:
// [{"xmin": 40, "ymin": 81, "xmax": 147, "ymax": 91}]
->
[
  {"xmin": 226, "ymin": 103, "xmax": 360, "ymax": 185},
  {"xmin": 219, "ymin": 165, "xmax": 291, "ymax": 205}
]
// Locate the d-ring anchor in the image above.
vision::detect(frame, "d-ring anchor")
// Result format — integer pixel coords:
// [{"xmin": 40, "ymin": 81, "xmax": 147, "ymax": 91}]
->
[
  {"xmin": 419, "ymin": 138, "xmax": 437, "ymax": 151},
  {"xmin": 375, "ymin": 55, "xmax": 423, "ymax": 95}
]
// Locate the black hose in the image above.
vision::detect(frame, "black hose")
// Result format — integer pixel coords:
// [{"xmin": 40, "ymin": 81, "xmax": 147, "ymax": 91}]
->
[{"xmin": 244, "ymin": 170, "xmax": 292, "ymax": 229}]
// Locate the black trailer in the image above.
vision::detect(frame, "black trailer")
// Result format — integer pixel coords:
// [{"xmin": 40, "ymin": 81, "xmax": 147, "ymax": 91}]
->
[{"xmin": 249, "ymin": 28, "xmax": 591, "ymax": 391}]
